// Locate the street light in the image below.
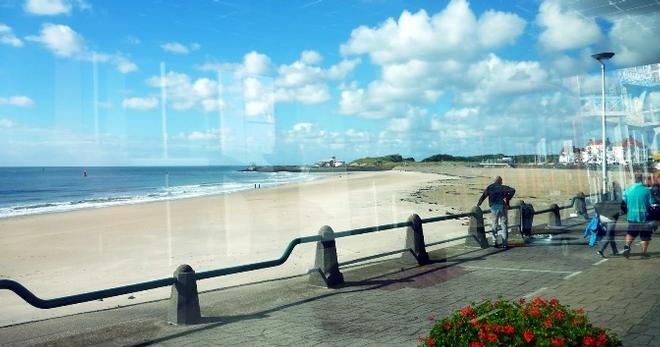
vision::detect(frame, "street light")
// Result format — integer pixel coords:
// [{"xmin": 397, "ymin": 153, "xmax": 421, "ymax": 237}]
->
[{"xmin": 591, "ymin": 51, "xmax": 615, "ymax": 198}]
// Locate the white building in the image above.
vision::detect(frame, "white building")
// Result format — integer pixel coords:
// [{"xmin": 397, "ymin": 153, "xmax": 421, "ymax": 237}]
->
[{"xmin": 612, "ymin": 136, "xmax": 649, "ymax": 165}]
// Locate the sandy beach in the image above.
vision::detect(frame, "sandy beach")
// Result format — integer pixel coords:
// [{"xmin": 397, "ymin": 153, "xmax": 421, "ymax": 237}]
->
[
  {"xmin": 0, "ymin": 164, "xmax": 629, "ymax": 326},
  {"xmin": 0, "ymin": 170, "xmax": 466, "ymax": 326}
]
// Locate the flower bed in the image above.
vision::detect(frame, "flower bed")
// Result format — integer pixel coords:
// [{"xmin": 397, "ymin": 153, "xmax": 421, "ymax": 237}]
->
[{"xmin": 419, "ymin": 297, "xmax": 621, "ymax": 346}]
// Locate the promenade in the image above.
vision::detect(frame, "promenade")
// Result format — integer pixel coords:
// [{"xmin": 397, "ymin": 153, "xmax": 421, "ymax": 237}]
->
[{"xmin": 0, "ymin": 217, "xmax": 658, "ymax": 346}]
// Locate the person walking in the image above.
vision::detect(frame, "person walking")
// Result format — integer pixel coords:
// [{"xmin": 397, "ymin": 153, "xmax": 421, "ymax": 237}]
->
[
  {"xmin": 477, "ymin": 176, "xmax": 516, "ymax": 248},
  {"xmin": 594, "ymin": 200, "xmax": 622, "ymax": 257},
  {"xmin": 622, "ymin": 173, "xmax": 654, "ymax": 259}
]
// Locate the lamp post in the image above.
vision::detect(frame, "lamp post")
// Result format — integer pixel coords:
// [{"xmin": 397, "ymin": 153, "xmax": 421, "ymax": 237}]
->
[{"xmin": 591, "ymin": 52, "xmax": 615, "ymax": 199}]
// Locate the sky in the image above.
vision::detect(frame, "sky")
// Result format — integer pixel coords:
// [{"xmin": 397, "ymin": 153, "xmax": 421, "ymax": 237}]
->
[{"xmin": 0, "ymin": 0, "xmax": 659, "ymax": 166}]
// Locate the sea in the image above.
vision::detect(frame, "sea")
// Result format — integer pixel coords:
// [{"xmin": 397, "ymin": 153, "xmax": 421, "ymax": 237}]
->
[{"xmin": 0, "ymin": 166, "xmax": 321, "ymax": 219}]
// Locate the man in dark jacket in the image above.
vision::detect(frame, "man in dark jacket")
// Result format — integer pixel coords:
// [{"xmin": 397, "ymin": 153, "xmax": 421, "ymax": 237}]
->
[{"xmin": 477, "ymin": 176, "xmax": 516, "ymax": 248}]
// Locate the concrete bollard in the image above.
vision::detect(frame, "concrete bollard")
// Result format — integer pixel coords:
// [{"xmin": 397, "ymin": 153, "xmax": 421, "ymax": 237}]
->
[
  {"xmin": 510, "ymin": 200, "xmax": 526, "ymax": 242},
  {"xmin": 549, "ymin": 203, "xmax": 561, "ymax": 227},
  {"xmin": 168, "ymin": 264, "xmax": 201, "ymax": 325},
  {"xmin": 401, "ymin": 214, "xmax": 430, "ymax": 265},
  {"xmin": 308, "ymin": 225, "xmax": 344, "ymax": 287},
  {"xmin": 575, "ymin": 192, "xmax": 588, "ymax": 220},
  {"xmin": 520, "ymin": 203, "xmax": 535, "ymax": 238},
  {"xmin": 465, "ymin": 206, "xmax": 489, "ymax": 249}
]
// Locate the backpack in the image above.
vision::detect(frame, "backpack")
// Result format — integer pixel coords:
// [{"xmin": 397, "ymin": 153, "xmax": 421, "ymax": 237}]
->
[{"xmin": 583, "ymin": 216, "xmax": 606, "ymax": 247}]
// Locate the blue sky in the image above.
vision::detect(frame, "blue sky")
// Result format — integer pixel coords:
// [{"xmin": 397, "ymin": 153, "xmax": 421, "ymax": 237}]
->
[{"xmin": 0, "ymin": 0, "xmax": 659, "ymax": 166}]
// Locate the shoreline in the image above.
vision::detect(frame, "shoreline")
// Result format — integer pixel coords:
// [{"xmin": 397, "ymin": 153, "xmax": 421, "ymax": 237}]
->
[{"xmin": 0, "ymin": 171, "xmax": 335, "ymax": 221}]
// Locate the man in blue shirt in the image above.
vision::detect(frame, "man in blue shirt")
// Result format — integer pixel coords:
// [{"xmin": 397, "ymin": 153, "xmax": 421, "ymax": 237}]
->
[
  {"xmin": 477, "ymin": 176, "xmax": 516, "ymax": 248},
  {"xmin": 622, "ymin": 173, "xmax": 654, "ymax": 258}
]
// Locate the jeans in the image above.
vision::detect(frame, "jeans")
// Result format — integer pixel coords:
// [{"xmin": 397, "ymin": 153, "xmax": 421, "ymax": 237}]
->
[
  {"xmin": 599, "ymin": 221, "xmax": 618, "ymax": 254},
  {"xmin": 490, "ymin": 204, "xmax": 508, "ymax": 246}
]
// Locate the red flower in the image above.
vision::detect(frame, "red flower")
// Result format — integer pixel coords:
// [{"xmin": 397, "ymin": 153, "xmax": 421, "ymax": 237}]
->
[
  {"xmin": 596, "ymin": 333, "xmax": 608, "ymax": 347},
  {"xmin": 576, "ymin": 307, "xmax": 585, "ymax": 314},
  {"xmin": 470, "ymin": 318, "xmax": 480, "ymax": 327},
  {"xmin": 533, "ymin": 296, "xmax": 544, "ymax": 305},
  {"xmin": 550, "ymin": 298, "xmax": 560, "ymax": 306},
  {"xmin": 530, "ymin": 306, "xmax": 541, "ymax": 317},
  {"xmin": 551, "ymin": 337, "xmax": 565, "ymax": 346},
  {"xmin": 487, "ymin": 333, "xmax": 498, "ymax": 343},
  {"xmin": 583, "ymin": 336, "xmax": 596, "ymax": 346},
  {"xmin": 479, "ymin": 330, "xmax": 487, "ymax": 340},
  {"xmin": 427, "ymin": 337, "xmax": 436, "ymax": 346},
  {"xmin": 461, "ymin": 305, "xmax": 475, "ymax": 317},
  {"xmin": 503, "ymin": 324, "xmax": 515, "ymax": 334},
  {"xmin": 523, "ymin": 330, "xmax": 535, "ymax": 343},
  {"xmin": 443, "ymin": 322, "xmax": 451, "ymax": 330},
  {"xmin": 470, "ymin": 342, "xmax": 485, "ymax": 347},
  {"xmin": 554, "ymin": 310, "xmax": 565, "ymax": 320},
  {"xmin": 544, "ymin": 318, "xmax": 554, "ymax": 328}
]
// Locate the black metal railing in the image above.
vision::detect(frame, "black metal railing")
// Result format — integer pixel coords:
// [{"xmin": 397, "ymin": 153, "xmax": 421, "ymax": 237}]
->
[{"xmin": 0, "ymin": 193, "xmax": 592, "ymax": 310}]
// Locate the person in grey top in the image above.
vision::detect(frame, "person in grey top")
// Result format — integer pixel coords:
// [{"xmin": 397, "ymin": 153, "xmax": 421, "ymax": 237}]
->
[{"xmin": 477, "ymin": 176, "xmax": 516, "ymax": 248}]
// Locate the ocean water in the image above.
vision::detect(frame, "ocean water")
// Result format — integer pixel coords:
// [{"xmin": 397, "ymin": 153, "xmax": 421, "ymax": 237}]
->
[{"xmin": 0, "ymin": 167, "xmax": 320, "ymax": 219}]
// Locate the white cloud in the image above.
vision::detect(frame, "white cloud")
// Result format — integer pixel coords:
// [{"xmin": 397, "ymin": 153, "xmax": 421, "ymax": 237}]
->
[
  {"xmin": 243, "ymin": 77, "xmax": 273, "ymax": 118},
  {"xmin": 174, "ymin": 128, "xmax": 231, "ymax": 142},
  {"xmin": 285, "ymin": 122, "xmax": 371, "ymax": 151},
  {"xmin": 338, "ymin": 0, "xmax": 531, "ymax": 118},
  {"xmin": 26, "ymin": 23, "xmax": 137, "ymax": 73},
  {"xmin": 0, "ymin": 95, "xmax": 34, "ymax": 107},
  {"xmin": 459, "ymin": 54, "xmax": 548, "ymax": 104},
  {"xmin": 478, "ymin": 10, "xmax": 527, "ymax": 48},
  {"xmin": 114, "ymin": 56, "xmax": 138, "ymax": 73},
  {"xmin": 444, "ymin": 107, "xmax": 480, "ymax": 119},
  {"xmin": 0, "ymin": 118, "xmax": 15, "ymax": 128},
  {"xmin": 198, "ymin": 50, "xmax": 271, "ymax": 77},
  {"xmin": 243, "ymin": 51, "xmax": 271, "ymax": 75},
  {"xmin": 161, "ymin": 42, "xmax": 199, "ymax": 55},
  {"xmin": 609, "ymin": 14, "xmax": 660, "ymax": 67},
  {"xmin": 300, "ymin": 50, "xmax": 322, "ymax": 65},
  {"xmin": 24, "ymin": 0, "xmax": 72, "ymax": 15},
  {"xmin": 0, "ymin": 24, "xmax": 23, "ymax": 47},
  {"xmin": 274, "ymin": 52, "xmax": 358, "ymax": 104},
  {"xmin": 341, "ymin": 0, "xmax": 526, "ymax": 65},
  {"xmin": 536, "ymin": 0, "xmax": 602, "ymax": 51},
  {"xmin": 146, "ymin": 71, "xmax": 222, "ymax": 112},
  {"xmin": 26, "ymin": 23, "xmax": 84, "ymax": 57},
  {"xmin": 121, "ymin": 97, "xmax": 158, "ymax": 110}
]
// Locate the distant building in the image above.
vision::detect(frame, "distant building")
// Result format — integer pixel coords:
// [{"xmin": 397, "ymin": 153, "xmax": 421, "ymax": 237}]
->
[
  {"xmin": 612, "ymin": 136, "xmax": 649, "ymax": 165},
  {"xmin": 314, "ymin": 156, "xmax": 346, "ymax": 168},
  {"xmin": 559, "ymin": 146, "xmax": 582, "ymax": 165},
  {"xmin": 559, "ymin": 138, "xmax": 648, "ymax": 166}
]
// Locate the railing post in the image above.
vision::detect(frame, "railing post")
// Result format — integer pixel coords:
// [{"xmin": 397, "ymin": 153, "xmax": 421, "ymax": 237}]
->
[
  {"xmin": 575, "ymin": 192, "xmax": 588, "ymax": 220},
  {"xmin": 308, "ymin": 225, "xmax": 344, "ymax": 287},
  {"xmin": 520, "ymin": 203, "xmax": 535, "ymax": 238},
  {"xmin": 168, "ymin": 264, "xmax": 201, "ymax": 325},
  {"xmin": 465, "ymin": 206, "xmax": 489, "ymax": 248},
  {"xmin": 510, "ymin": 200, "xmax": 526, "ymax": 243},
  {"xmin": 401, "ymin": 214, "xmax": 430, "ymax": 265},
  {"xmin": 549, "ymin": 203, "xmax": 561, "ymax": 227}
]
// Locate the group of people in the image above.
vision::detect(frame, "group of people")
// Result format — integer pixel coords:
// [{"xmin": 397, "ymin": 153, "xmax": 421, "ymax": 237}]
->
[{"xmin": 476, "ymin": 173, "xmax": 655, "ymax": 257}]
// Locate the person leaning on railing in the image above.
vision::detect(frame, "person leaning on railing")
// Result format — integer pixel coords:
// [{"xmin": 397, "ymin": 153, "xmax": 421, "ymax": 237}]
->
[{"xmin": 477, "ymin": 175, "xmax": 516, "ymax": 249}]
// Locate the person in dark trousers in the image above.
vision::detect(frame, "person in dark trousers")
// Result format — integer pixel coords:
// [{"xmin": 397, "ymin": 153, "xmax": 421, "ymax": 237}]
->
[
  {"xmin": 594, "ymin": 200, "xmax": 622, "ymax": 257},
  {"xmin": 622, "ymin": 173, "xmax": 654, "ymax": 259},
  {"xmin": 477, "ymin": 176, "xmax": 516, "ymax": 248}
]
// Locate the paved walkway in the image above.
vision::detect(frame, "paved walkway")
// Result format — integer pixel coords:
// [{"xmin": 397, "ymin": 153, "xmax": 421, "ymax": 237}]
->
[{"xmin": 0, "ymin": 218, "xmax": 658, "ymax": 346}]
